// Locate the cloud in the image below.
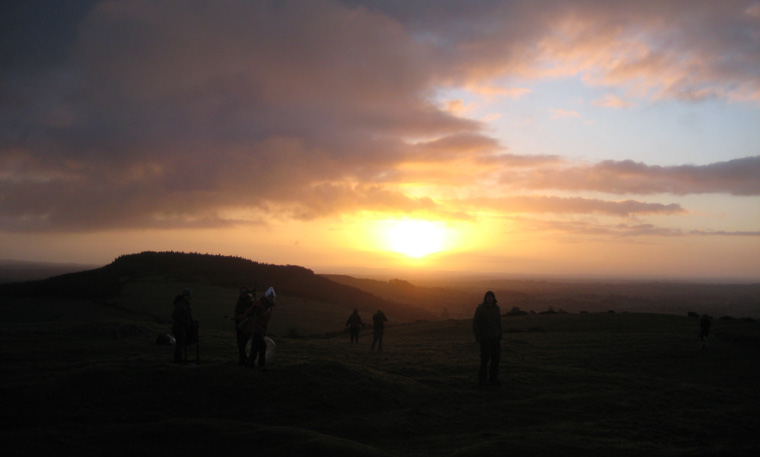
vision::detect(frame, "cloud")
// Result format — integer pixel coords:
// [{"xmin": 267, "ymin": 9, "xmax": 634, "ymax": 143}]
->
[
  {"xmin": 0, "ymin": 0, "xmax": 758, "ymax": 234},
  {"xmin": 460, "ymin": 196, "xmax": 684, "ymax": 217},
  {"xmin": 469, "ymin": 85, "xmax": 532, "ymax": 100},
  {"xmin": 593, "ymin": 94, "xmax": 633, "ymax": 109},
  {"xmin": 520, "ymin": 156, "xmax": 760, "ymax": 196},
  {"xmin": 510, "ymin": 217, "xmax": 760, "ymax": 239},
  {"xmin": 549, "ymin": 108, "xmax": 581, "ymax": 119},
  {"xmin": 689, "ymin": 230, "xmax": 760, "ymax": 237}
]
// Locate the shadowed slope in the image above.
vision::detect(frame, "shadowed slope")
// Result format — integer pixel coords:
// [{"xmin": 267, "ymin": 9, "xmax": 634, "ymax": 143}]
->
[{"xmin": 1, "ymin": 307, "xmax": 759, "ymax": 456}]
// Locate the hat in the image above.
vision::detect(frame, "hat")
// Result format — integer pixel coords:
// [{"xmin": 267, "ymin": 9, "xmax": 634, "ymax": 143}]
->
[{"xmin": 264, "ymin": 287, "xmax": 276, "ymax": 303}]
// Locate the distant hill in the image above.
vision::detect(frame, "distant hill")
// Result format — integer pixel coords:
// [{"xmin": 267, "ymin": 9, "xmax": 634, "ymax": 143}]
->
[
  {"xmin": 322, "ymin": 274, "xmax": 478, "ymax": 319},
  {"xmin": 0, "ymin": 260, "xmax": 100, "ymax": 284},
  {"xmin": 324, "ymin": 274, "xmax": 760, "ymax": 320},
  {"xmin": 0, "ymin": 251, "xmax": 436, "ymax": 322}
]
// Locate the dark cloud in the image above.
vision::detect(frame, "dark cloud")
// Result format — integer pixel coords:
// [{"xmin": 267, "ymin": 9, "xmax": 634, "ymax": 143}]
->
[{"xmin": 0, "ymin": 0, "xmax": 99, "ymax": 68}]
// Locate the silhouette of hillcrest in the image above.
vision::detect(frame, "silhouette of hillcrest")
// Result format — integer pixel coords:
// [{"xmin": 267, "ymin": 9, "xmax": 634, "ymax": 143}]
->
[{"xmin": 0, "ymin": 251, "xmax": 435, "ymax": 321}]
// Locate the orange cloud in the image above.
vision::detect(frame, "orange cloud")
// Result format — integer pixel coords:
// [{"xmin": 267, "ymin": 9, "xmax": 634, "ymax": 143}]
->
[
  {"xmin": 593, "ymin": 94, "xmax": 632, "ymax": 108},
  {"xmin": 549, "ymin": 108, "xmax": 581, "ymax": 119}
]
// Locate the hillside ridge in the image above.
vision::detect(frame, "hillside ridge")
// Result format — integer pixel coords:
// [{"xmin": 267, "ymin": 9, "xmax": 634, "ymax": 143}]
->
[{"xmin": 0, "ymin": 251, "xmax": 436, "ymax": 322}]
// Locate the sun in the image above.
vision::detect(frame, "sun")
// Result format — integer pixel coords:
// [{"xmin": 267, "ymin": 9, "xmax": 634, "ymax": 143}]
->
[{"xmin": 385, "ymin": 219, "xmax": 447, "ymax": 258}]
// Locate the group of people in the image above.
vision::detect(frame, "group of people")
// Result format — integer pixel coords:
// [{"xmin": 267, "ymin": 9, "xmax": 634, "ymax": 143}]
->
[
  {"xmin": 233, "ymin": 286, "xmax": 277, "ymax": 369},
  {"xmin": 345, "ymin": 292, "xmax": 501, "ymax": 386},
  {"xmin": 171, "ymin": 286, "xmax": 718, "ymax": 387},
  {"xmin": 343, "ymin": 290, "xmax": 503, "ymax": 387},
  {"xmin": 345, "ymin": 308, "xmax": 388, "ymax": 351},
  {"xmin": 171, "ymin": 285, "xmax": 504, "ymax": 386},
  {"xmin": 169, "ymin": 285, "xmax": 278, "ymax": 369}
]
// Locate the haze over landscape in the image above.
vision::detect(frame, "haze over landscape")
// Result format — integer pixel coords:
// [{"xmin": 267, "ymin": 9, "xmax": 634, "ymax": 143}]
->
[{"xmin": 2, "ymin": 0, "xmax": 759, "ymax": 280}]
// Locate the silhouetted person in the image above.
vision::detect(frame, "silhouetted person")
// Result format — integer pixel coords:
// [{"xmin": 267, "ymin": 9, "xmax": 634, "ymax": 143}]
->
[
  {"xmin": 233, "ymin": 287, "xmax": 255, "ymax": 365},
  {"xmin": 699, "ymin": 314, "xmax": 712, "ymax": 349},
  {"xmin": 473, "ymin": 291, "xmax": 502, "ymax": 386},
  {"xmin": 371, "ymin": 309, "xmax": 387, "ymax": 351},
  {"xmin": 241, "ymin": 287, "xmax": 276, "ymax": 370},
  {"xmin": 346, "ymin": 309, "xmax": 365, "ymax": 343},
  {"xmin": 171, "ymin": 289, "xmax": 194, "ymax": 364}
]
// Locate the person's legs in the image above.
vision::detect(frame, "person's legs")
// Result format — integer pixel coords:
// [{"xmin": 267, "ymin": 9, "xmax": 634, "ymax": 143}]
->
[
  {"xmin": 253, "ymin": 332, "xmax": 267, "ymax": 368},
  {"xmin": 244, "ymin": 334, "xmax": 254, "ymax": 368},
  {"xmin": 236, "ymin": 325, "xmax": 249, "ymax": 365},
  {"xmin": 489, "ymin": 341, "xmax": 501, "ymax": 384},
  {"xmin": 478, "ymin": 341, "xmax": 491, "ymax": 386},
  {"xmin": 174, "ymin": 328, "xmax": 187, "ymax": 363}
]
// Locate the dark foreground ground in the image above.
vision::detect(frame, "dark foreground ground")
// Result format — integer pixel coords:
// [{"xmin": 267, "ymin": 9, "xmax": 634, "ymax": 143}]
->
[{"xmin": 2, "ymin": 297, "xmax": 759, "ymax": 457}]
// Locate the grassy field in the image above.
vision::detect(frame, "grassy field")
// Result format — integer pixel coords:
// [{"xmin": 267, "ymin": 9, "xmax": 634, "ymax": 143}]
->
[{"xmin": 2, "ymin": 289, "xmax": 759, "ymax": 457}]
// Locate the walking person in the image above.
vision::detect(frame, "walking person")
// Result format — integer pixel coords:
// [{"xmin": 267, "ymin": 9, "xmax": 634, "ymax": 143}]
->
[
  {"xmin": 473, "ymin": 291, "xmax": 502, "ymax": 387},
  {"xmin": 346, "ymin": 309, "xmax": 365, "ymax": 343},
  {"xmin": 370, "ymin": 309, "xmax": 387, "ymax": 352},
  {"xmin": 171, "ymin": 288, "xmax": 194, "ymax": 364}
]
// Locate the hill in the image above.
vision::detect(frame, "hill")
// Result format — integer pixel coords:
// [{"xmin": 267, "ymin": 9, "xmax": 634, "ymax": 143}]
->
[
  {"xmin": 322, "ymin": 274, "xmax": 478, "ymax": 319},
  {"xmin": 0, "ymin": 251, "xmax": 436, "ymax": 330}
]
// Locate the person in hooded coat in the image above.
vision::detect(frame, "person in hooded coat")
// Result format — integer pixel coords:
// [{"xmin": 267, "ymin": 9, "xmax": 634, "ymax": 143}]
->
[{"xmin": 473, "ymin": 291, "xmax": 502, "ymax": 386}]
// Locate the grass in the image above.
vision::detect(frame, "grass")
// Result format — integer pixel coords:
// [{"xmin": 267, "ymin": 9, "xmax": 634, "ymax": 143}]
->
[{"xmin": 1, "ymin": 291, "xmax": 759, "ymax": 457}]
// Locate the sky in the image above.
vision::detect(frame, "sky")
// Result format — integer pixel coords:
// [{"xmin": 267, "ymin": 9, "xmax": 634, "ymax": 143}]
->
[{"xmin": 1, "ymin": 0, "xmax": 759, "ymax": 280}]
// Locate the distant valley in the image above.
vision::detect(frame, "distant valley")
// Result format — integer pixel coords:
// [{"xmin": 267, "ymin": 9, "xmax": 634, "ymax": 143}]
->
[{"xmin": 0, "ymin": 259, "xmax": 100, "ymax": 283}]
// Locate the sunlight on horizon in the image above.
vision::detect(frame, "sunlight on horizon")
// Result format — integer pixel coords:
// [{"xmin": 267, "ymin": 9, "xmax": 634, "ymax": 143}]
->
[{"xmin": 380, "ymin": 219, "xmax": 450, "ymax": 258}]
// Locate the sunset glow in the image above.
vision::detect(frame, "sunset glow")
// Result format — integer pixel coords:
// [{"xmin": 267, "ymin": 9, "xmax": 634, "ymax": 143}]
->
[
  {"xmin": 384, "ymin": 219, "xmax": 448, "ymax": 258},
  {"xmin": 1, "ymin": 1, "xmax": 758, "ymax": 280}
]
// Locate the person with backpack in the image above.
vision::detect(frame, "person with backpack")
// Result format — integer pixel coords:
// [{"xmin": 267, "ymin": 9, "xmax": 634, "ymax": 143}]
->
[
  {"xmin": 473, "ymin": 291, "xmax": 502, "ymax": 387},
  {"xmin": 241, "ymin": 287, "xmax": 276, "ymax": 370},
  {"xmin": 370, "ymin": 309, "xmax": 388, "ymax": 352},
  {"xmin": 233, "ymin": 287, "xmax": 255, "ymax": 365},
  {"xmin": 345, "ymin": 309, "xmax": 365, "ymax": 343},
  {"xmin": 171, "ymin": 288, "xmax": 194, "ymax": 364}
]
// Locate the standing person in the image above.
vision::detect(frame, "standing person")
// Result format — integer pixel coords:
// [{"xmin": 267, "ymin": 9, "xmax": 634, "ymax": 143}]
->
[
  {"xmin": 370, "ymin": 309, "xmax": 388, "ymax": 352},
  {"xmin": 171, "ymin": 289, "xmax": 194, "ymax": 364},
  {"xmin": 233, "ymin": 287, "xmax": 255, "ymax": 365},
  {"xmin": 473, "ymin": 291, "xmax": 502, "ymax": 387},
  {"xmin": 345, "ymin": 309, "xmax": 365, "ymax": 343},
  {"xmin": 699, "ymin": 314, "xmax": 712, "ymax": 349},
  {"xmin": 243, "ymin": 287, "xmax": 276, "ymax": 370}
]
